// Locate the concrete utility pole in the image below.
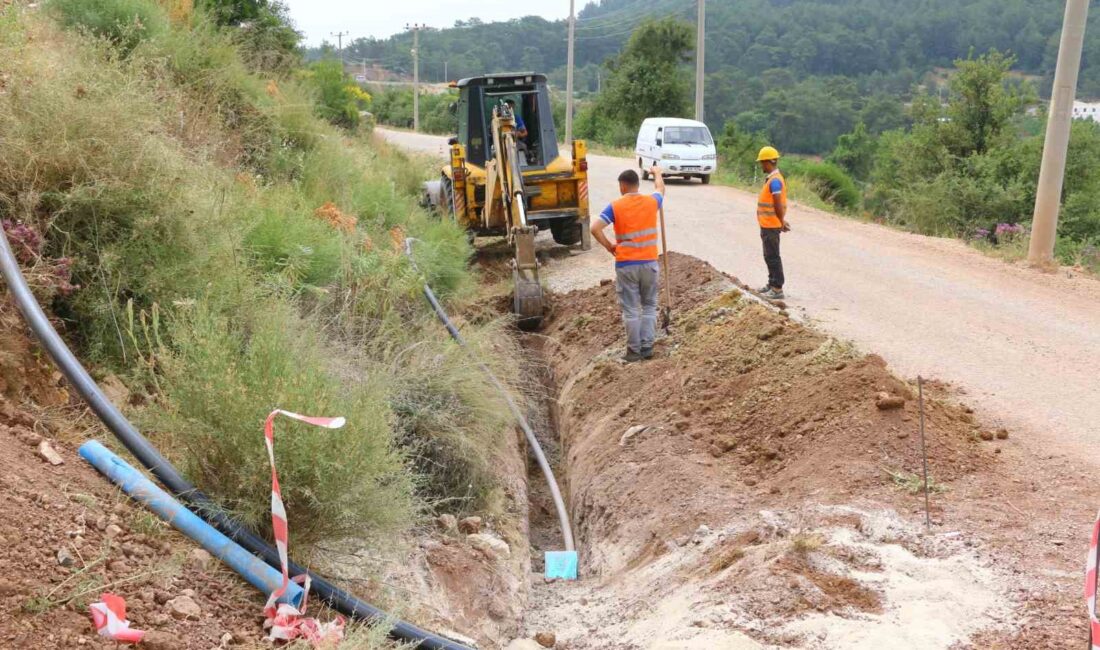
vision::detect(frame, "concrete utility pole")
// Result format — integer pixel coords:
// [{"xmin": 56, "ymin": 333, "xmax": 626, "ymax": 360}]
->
[
  {"xmin": 1028, "ymin": 0, "xmax": 1090, "ymax": 267},
  {"xmin": 565, "ymin": 0, "xmax": 576, "ymax": 148},
  {"xmin": 406, "ymin": 23, "xmax": 423, "ymax": 132},
  {"xmin": 694, "ymin": 0, "xmax": 705, "ymax": 122}
]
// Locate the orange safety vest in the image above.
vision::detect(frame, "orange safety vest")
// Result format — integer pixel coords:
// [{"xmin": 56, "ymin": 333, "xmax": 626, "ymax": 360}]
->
[
  {"xmin": 757, "ymin": 170, "xmax": 787, "ymax": 229},
  {"xmin": 611, "ymin": 193, "xmax": 660, "ymax": 263}
]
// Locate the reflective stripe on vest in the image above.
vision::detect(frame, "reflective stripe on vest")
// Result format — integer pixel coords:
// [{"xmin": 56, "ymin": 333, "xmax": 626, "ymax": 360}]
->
[
  {"xmin": 611, "ymin": 194, "xmax": 660, "ymax": 263},
  {"xmin": 617, "ymin": 227, "xmax": 659, "ymax": 241},
  {"xmin": 757, "ymin": 171, "xmax": 787, "ymax": 229}
]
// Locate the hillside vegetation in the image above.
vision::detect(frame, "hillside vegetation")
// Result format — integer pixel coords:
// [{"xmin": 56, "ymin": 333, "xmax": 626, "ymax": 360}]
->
[
  {"xmin": 0, "ymin": 0, "xmax": 516, "ymax": 549},
  {"xmin": 334, "ymin": 0, "xmax": 1100, "ymax": 134}
]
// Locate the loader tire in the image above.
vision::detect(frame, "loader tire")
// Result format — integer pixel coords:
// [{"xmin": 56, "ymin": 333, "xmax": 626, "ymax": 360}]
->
[{"xmin": 551, "ymin": 221, "xmax": 584, "ymax": 246}]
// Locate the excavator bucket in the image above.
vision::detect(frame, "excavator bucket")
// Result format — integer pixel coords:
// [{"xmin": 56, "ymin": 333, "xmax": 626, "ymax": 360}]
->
[{"xmin": 512, "ymin": 225, "xmax": 543, "ymax": 330}]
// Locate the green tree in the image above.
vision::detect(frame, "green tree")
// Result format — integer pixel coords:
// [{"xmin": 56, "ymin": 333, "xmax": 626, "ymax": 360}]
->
[
  {"xmin": 859, "ymin": 94, "xmax": 907, "ymax": 135},
  {"xmin": 597, "ymin": 17, "xmax": 694, "ymax": 128},
  {"xmin": 311, "ymin": 60, "xmax": 361, "ymax": 129},
  {"xmin": 199, "ymin": 0, "xmax": 288, "ymax": 26},
  {"xmin": 944, "ymin": 50, "xmax": 1033, "ymax": 156},
  {"xmin": 828, "ymin": 122, "xmax": 877, "ymax": 180},
  {"xmin": 716, "ymin": 122, "xmax": 768, "ymax": 181},
  {"xmin": 198, "ymin": 0, "xmax": 300, "ymax": 72}
]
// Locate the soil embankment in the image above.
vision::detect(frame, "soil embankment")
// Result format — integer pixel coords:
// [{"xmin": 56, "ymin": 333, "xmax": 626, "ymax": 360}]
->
[
  {"xmin": 509, "ymin": 252, "xmax": 1092, "ymax": 649},
  {"xmin": 0, "ymin": 310, "xmax": 267, "ymax": 648}
]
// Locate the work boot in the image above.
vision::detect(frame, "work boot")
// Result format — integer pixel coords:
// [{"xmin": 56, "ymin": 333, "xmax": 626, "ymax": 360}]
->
[
  {"xmin": 622, "ymin": 349, "xmax": 643, "ymax": 363},
  {"xmin": 641, "ymin": 347, "xmax": 654, "ymax": 360},
  {"xmin": 762, "ymin": 288, "xmax": 785, "ymax": 300}
]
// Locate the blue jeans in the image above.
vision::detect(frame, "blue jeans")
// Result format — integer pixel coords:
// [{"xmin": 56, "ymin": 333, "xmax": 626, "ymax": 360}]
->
[{"xmin": 615, "ymin": 262, "xmax": 660, "ymax": 353}]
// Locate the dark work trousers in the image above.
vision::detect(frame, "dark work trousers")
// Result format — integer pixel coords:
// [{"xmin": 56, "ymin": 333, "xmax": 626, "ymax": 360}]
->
[{"xmin": 760, "ymin": 227, "xmax": 784, "ymax": 290}]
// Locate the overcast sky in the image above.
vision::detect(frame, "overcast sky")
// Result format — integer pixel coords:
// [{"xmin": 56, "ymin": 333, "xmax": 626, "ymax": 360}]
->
[{"xmin": 282, "ymin": 0, "xmax": 570, "ymax": 46}]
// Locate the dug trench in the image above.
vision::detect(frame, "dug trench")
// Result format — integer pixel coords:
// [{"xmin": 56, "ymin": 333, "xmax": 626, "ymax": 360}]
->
[{"xmin": 497, "ymin": 251, "xmax": 1096, "ymax": 649}]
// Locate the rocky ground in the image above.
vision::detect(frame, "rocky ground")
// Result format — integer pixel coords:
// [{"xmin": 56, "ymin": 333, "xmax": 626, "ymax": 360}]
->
[
  {"xmin": 502, "ymin": 253, "xmax": 1092, "ymax": 649},
  {"xmin": 0, "ymin": 391, "xmax": 265, "ymax": 649}
]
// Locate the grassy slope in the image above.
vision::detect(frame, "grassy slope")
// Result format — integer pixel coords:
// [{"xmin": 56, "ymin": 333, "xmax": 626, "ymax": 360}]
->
[{"xmin": 0, "ymin": 1, "xmax": 519, "ymax": 552}]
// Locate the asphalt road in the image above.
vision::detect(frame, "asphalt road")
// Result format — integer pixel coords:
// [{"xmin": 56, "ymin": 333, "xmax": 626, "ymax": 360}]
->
[{"xmin": 379, "ymin": 127, "xmax": 1100, "ymax": 459}]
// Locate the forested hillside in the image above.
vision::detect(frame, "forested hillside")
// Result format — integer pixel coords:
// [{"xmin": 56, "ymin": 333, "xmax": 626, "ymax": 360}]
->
[{"xmin": 323, "ymin": 0, "xmax": 1100, "ymax": 104}]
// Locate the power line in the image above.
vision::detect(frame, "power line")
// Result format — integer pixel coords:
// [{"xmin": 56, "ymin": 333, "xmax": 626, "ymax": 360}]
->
[
  {"xmin": 573, "ymin": 0, "xmax": 685, "ymax": 29},
  {"xmin": 571, "ymin": 12, "xmax": 683, "ymax": 40},
  {"xmin": 573, "ymin": 0, "xmax": 688, "ymax": 31}
]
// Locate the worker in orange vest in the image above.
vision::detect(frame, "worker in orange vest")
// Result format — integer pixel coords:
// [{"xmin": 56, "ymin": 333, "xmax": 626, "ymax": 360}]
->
[
  {"xmin": 591, "ymin": 166, "xmax": 666, "ymax": 363},
  {"xmin": 755, "ymin": 146, "xmax": 789, "ymax": 300}
]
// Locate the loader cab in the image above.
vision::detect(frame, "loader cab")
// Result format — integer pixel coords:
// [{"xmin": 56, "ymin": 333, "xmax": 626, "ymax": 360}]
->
[{"xmin": 455, "ymin": 73, "xmax": 559, "ymax": 169}]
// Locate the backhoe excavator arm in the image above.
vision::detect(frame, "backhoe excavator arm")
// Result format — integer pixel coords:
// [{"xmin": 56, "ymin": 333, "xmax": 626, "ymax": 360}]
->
[{"xmin": 485, "ymin": 103, "xmax": 543, "ymax": 328}]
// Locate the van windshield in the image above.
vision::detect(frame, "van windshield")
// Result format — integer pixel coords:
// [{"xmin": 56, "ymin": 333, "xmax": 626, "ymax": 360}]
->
[{"xmin": 663, "ymin": 126, "xmax": 713, "ymax": 145}]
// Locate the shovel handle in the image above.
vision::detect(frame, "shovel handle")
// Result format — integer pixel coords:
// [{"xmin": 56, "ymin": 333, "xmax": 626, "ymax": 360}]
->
[{"xmin": 658, "ymin": 203, "xmax": 673, "ymax": 327}]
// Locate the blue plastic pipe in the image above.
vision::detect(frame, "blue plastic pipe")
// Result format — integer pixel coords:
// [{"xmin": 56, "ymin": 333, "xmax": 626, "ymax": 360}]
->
[{"xmin": 79, "ymin": 440, "xmax": 304, "ymax": 608}]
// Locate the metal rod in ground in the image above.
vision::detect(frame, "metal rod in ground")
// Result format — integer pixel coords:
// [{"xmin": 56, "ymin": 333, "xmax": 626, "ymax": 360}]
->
[{"xmin": 918, "ymin": 376, "xmax": 932, "ymax": 532}]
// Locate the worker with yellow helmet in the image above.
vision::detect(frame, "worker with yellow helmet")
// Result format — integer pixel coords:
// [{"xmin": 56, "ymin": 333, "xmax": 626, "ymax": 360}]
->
[{"xmin": 755, "ymin": 146, "xmax": 789, "ymax": 300}]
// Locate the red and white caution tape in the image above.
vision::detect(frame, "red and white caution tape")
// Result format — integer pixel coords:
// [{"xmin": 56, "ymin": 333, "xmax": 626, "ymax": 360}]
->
[
  {"xmin": 1087, "ymin": 510, "xmax": 1100, "ymax": 650},
  {"xmin": 262, "ymin": 409, "xmax": 347, "ymax": 647},
  {"xmin": 89, "ymin": 592, "xmax": 145, "ymax": 644}
]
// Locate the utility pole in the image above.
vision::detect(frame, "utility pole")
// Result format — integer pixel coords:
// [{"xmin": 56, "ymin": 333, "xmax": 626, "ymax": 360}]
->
[
  {"xmin": 565, "ymin": 0, "xmax": 576, "ymax": 148},
  {"xmin": 694, "ymin": 0, "xmax": 705, "ymax": 122},
  {"xmin": 330, "ymin": 31, "xmax": 348, "ymax": 61},
  {"xmin": 1029, "ymin": 0, "xmax": 1089, "ymax": 267},
  {"xmin": 444, "ymin": 60, "xmax": 448, "ymax": 83},
  {"xmin": 406, "ymin": 23, "xmax": 423, "ymax": 132}
]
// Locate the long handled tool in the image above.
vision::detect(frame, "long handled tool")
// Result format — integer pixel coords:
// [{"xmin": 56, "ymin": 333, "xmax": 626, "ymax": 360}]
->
[
  {"xmin": 658, "ymin": 201, "xmax": 673, "ymax": 333},
  {"xmin": 917, "ymin": 376, "xmax": 932, "ymax": 533}
]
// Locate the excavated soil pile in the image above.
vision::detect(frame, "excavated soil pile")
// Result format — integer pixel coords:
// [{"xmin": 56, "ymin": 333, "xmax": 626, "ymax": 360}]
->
[
  {"xmin": 528, "ymin": 253, "xmax": 1016, "ymax": 648},
  {"xmin": 548, "ymin": 253, "xmax": 995, "ymax": 570}
]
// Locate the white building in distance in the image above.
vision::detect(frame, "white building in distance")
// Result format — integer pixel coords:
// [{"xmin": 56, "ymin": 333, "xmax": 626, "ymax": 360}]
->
[{"xmin": 1072, "ymin": 100, "xmax": 1100, "ymax": 123}]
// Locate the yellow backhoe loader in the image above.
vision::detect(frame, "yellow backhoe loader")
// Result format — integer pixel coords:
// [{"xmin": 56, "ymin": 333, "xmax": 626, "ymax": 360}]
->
[{"xmin": 424, "ymin": 73, "xmax": 591, "ymax": 329}]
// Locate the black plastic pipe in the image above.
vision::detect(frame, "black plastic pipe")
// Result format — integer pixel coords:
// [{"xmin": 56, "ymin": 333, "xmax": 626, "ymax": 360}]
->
[{"xmin": 0, "ymin": 229, "xmax": 473, "ymax": 650}]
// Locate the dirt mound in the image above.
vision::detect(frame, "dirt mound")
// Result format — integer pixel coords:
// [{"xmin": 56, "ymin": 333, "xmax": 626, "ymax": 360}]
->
[
  {"xmin": 0, "ymin": 309, "xmax": 71, "ymax": 407},
  {"xmin": 526, "ymin": 253, "xmax": 1016, "ymax": 648},
  {"xmin": 547, "ymin": 253, "xmax": 994, "ymax": 573}
]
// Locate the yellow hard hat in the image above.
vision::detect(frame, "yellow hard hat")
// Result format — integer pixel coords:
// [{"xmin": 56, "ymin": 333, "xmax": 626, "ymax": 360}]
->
[{"xmin": 756, "ymin": 146, "xmax": 780, "ymax": 162}]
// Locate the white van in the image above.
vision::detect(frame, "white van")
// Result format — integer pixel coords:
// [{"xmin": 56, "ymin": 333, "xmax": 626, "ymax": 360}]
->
[{"xmin": 635, "ymin": 117, "xmax": 717, "ymax": 184}]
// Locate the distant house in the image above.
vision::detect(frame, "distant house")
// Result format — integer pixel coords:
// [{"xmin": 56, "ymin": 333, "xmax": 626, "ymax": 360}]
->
[{"xmin": 1072, "ymin": 100, "xmax": 1100, "ymax": 123}]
